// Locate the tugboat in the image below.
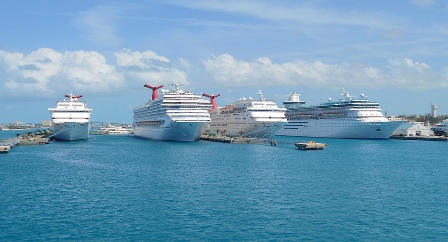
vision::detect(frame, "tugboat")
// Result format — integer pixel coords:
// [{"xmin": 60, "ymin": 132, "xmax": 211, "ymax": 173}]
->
[
  {"xmin": 0, "ymin": 145, "xmax": 11, "ymax": 153},
  {"xmin": 295, "ymin": 141, "xmax": 327, "ymax": 150}
]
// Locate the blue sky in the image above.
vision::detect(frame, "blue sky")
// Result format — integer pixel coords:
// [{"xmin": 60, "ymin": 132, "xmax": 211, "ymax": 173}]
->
[{"xmin": 1, "ymin": 0, "xmax": 447, "ymax": 124}]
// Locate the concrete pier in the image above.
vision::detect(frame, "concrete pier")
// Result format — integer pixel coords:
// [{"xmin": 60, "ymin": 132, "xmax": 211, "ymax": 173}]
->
[
  {"xmin": 199, "ymin": 135, "xmax": 271, "ymax": 144},
  {"xmin": 0, "ymin": 138, "xmax": 21, "ymax": 147},
  {"xmin": 0, "ymin": 130, "xmax": 52, "ymax": 153},
  {"xmin": 18, "ymin": 137, "xmax": 51, "ymax": 145},
  {"xmin": 390, "ymin": 135, "xmax": 448, "ymax": 141}
]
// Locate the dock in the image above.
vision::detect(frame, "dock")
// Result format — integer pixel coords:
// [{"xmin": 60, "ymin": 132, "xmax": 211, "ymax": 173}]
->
[
  {"xmin": 0, "ymin": 137, "xmax": 51, "ymax": 147},
  {"xmin": 200, "ymin": 135, "xmax": 313, "ymax": 148},
  {"xmin": 200, "ymin": 135, "xmax": 232, "ymax": 143},
  {"xmin": 89, "ymin": 131, "xmax": 108, "ymax": 135},
  {"xmin": 200, "ymin": 135, "xmax": 274, "ymax": 144},
  {"xmin": 0, "ymin": 138, "xmax": 21, "ymax": 147},
  {"xmin": 17, "ymin": 129, "xmax": 52, "ymax": 145},
  {"xmin": 295, "ymin": 141, "xmax": 327, "ymax": 150},
  {"xmin": 390, "ymin": 135, "xmax": 448, "ymax": 141},
  {"xmin": 0, "ymin": 129, "xmax": 52, "ymax": 153},
  {"xmin": 18, "ymin": 137, "xmax": 51, "ymax": 145}
]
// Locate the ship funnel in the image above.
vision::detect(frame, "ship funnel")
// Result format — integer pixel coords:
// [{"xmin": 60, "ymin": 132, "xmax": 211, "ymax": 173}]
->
[
  {"xmin": 144, "ymin": 84, "xmax": 164, "ymax": 100},
  {"xmin": 64, "ymin": 92, "xmax": 82, "ymax": 101},
  {"xmin": 202, "ymin": 93, "xmax": 220, "ymax": 110}
]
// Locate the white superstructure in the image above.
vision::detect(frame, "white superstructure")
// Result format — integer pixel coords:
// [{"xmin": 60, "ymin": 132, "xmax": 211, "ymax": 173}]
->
[
  {"xmin": 431, "ymin": 119, "xmax": 448, "ymax": 135},
  {"xmin": 133, "ymin": 84, "xmax": 212, "ymax": 141},
  {"xmin": 276, "ymin": 89, "xmax": 403, "ymax": 139},
  {"xmin": 206, "ymin": 90, "xmax": 287, "ymax": 138},
  {"xmin": 100, "ymin": 123, "xmax": 133, "ymax": 135},
  {"xmin": 48, "ymin": 92, "xmax": 92, "ymax": 141}
]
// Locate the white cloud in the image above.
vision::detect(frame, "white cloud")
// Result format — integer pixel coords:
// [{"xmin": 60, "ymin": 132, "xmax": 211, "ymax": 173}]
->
[
  {"xmin": 178, "ymin": 58, "xmax": 191, "ymax": 70},
  {"xmin": 171, "ymin": 0, "xmax": 398, "ymax": 29},
  {"xmin": 203, "ymin": 54, "xmax": 447, "ymax": 90},
  {"xmin": 0, "ymin": 48, "xmax": 189, "ymax": 98},
  {"xmin": 72, "ymin": 5, "xmax": 122, "ymax": 47},
  {"xmin": 0, "ymin": 48, "xmax": 123, "ymax": 97},
  {"xmin": 56, "ymin": 50, "xmax": 123, "ymax": 91},
  {"xmin": 115, "ymin": 48, "xmax": 169, "ymax": 68},
  {"xmin": 388, "ymin": 58, "xmax": 429, "ymax": 72},
  {"xmin": 2, "ymin": 48, "xmax": 446, "ymax": 100},
  {"xmin": 114, "ymin": 49, "xmax": 188, "ymax": 86},
  {"xmin": 203, "ymin": 53, "xmax": 371, "ymax": 87},
  {"xmin": 386, "ymin": 58, "xmax": 441, "ymax": 90}
]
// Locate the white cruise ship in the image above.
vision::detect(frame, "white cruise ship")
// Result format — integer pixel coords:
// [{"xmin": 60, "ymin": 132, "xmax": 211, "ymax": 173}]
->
[
  {"xmin": 133, "ymin": 84, "xmax": 212, "ymax": 141},
  {"xmin": 48, "ymin": 92, "xmax": 92, "ymax": 141},
  {"xmin": 206, "ymin": 90, "xmax": 287, "ymax": 138},
  {"xmin": 276, "ymin": 89, "xmax": 403, "ymax": 139},
  {"xmin": 100, "ymin": 123, "xmax": 133, "ymax": 135}
]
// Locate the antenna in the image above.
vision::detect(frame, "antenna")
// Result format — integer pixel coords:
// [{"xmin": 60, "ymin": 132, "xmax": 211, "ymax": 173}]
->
[{"xmin": 258, "ymin": 90, "xmax": 265, "ymax": 101}]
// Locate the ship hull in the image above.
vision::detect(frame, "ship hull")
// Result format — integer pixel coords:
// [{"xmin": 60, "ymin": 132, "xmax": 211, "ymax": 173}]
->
[
  {"xmin": 133, "ymin": 121, "xmax": 206, "ymax": 142},
  {"xmin": 276, "ymin": 119, "xmax": 403, "ymax": 139},
  {"xmin": 52, "ymin": 122, "xmax": 90, "ymax": 141}
]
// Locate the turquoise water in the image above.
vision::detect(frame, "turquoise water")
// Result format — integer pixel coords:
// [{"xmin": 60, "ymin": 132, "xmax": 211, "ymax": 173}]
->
[{"xmin": 1, "ymin": 130, "xmax": 447, "ymax": 240}]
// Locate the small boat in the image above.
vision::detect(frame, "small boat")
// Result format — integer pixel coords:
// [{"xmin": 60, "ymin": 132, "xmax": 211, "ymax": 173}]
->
[
  {"xmin": 295, "ymin": 141, "xmax": 327, "ymax": 150},
  {"xmin": 0, "ymin": 145, "xmax": 12, "ymax": 153}
]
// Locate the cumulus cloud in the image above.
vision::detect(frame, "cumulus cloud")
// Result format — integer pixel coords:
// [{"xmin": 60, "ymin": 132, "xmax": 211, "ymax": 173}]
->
[
  {"xmin": 2, "ymin": 48, "xmax": 446, "ymax": 100},
  {"xmin": 115, "ymin": 48, "xmax": 169, "ymax": 69},
  {"xmin": 0, "ymin": 48, "xmax": 123, "ymax": 97},
  {"xmin": 203, "ymin": 54, "xmax": 447, "ymax": 90},
  {"xmin": 55, "ymin": 50, "xmax": 124, "ymax": 91},
  {"xmin": 114, "ymin": 49, "xmax": 188, "ymax": 86},
  {"xmin": 0, "ymin": 48, "xmax": 188, "ymax": 98},
  {"xmin": 386, "ymin": 58, "xmax": 440, "ymax": 90},
  {"xmin": 203, "ymin": 53, "xmax": 377, "ymax": 88}
]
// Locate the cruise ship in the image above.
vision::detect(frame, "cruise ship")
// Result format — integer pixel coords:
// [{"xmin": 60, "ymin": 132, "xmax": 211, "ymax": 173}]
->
[
  {"xmin": 100, "ymin": 123, "xmax": 133, "ymax": 135},
  {"xmin": 276, "ymin": 89, "xmax": 403, "ymax": 139},
  {"xmin": 205, "ymin": 90, "xmax": 287, "ymax": 138},
  {"xmin": 133, "ymin": 84, "xmax": 212, "ymax": 141},
  {"xmin": 48, "ymin": 92, "xmax": 92, "ymax": 141}
]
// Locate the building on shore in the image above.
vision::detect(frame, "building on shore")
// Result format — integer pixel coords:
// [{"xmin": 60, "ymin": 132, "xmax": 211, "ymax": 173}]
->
[
  {"xmin": 392, "ymin": 122, "xmax": 433, "ymax": 137},
  {"xmin": 41, "ymin": 120, "xmax": 52, "ymax": 127},
  {"xmin": 431, "ymin": 103, "xmax": 437, "ymax": 118}
]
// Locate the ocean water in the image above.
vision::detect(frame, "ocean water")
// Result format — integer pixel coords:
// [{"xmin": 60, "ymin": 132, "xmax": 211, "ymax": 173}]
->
[{"xmin": 1, "ymin": 130, "xmax": 447, "ymax": 241}]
